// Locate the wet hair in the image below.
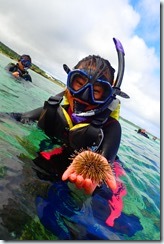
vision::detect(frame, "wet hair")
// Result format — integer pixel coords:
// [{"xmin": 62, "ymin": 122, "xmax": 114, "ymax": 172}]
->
[{"xmin": 74, "ymin": 55, "xmax": 115, "ymax": 85}]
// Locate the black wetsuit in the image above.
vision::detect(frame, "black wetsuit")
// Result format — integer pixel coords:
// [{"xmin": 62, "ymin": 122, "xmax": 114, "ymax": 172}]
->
[
  {"xmin": 6, "ymin": 63, "xmax": 32, "ymax": 82},
  {"xmin": 137, "ymin": 129, "xmax": 149, "ymax": 139},
  {"xmin": 12, "ymin": 94, "xmax": 121, "ymax": 180}
]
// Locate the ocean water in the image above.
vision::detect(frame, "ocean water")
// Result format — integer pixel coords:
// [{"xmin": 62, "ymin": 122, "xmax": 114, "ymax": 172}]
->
[{"xmin": 0, "ymin": 53, "xmax": 160, "ymax": 240}]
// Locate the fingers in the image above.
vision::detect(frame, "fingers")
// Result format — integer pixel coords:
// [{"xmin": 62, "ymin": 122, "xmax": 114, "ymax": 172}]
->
[
  {"xmin": 62, "ymin": 169, "xmax": 97, "ymax": 195},
  {"xmin": 62, "ymin": 166, "xmax": 117, "ymax": 194},
  {"xmin": 20, "ymin": 118, "xmax": 30, "ymax": 124},
  {"xmin": 83, "ymin": 179, "xmax": 97, "ymax": 194},
  {"xmin": 73, "ymin": 177, "xmax": 97, "ymax": 194},
  {"xmin": 62, "ymin": 166, "xmax": 75, "ymax": 181},
  {"xmin": 75, "ymin": 175, "xmax": 84, "ymax": 188},
  {"xmin": 62, "ymin": 170, "xmax": 87, "ymax": 189},
  {"xmin": 69, "ymin": 172, "xmax": 77, "ymax": 182}
]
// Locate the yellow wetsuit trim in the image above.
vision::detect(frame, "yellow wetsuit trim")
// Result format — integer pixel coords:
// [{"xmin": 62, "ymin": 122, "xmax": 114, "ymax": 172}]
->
[
  {"xmin": 61, "ymin": 107, "xmax": 73, "ymax": 129},
  {"xmin": 70, "ymin": 123, "xmax": 89, "ymax": 131},
  {"xmin": 63, "ymin": 95, "xmax": 69, "ymax": 105},
  {"xmin": 110, "ymin": 103, "xmax": 120, "ymax": 120}
]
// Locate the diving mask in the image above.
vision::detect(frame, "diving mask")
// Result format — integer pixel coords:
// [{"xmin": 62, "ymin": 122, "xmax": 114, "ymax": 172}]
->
[
  {"xmin": 67, "ymin": 69, "xmax": 113, "ymax": 106},
  {"xmin": 21, "ymin": 59, "xmax": 31, "ymax": 69}
]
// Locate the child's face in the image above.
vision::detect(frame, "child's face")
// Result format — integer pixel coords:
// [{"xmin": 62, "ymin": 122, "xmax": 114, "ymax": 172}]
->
[
  {"xmin": 18, "ymin": 61, "xmax": 25, "ymax": 71},
  {"xmin": 18, "ymin": 59, "xmax": 31, "ymax": 71},
  {"xmin": 72, "ymin": 75, "xmax": 104, "ymax": 100}
]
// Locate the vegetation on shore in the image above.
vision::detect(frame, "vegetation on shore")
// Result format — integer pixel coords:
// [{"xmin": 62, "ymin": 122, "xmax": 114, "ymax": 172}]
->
[{"xmin": 0, "ymin": 42, "xmax": 65, "ymax": 88}]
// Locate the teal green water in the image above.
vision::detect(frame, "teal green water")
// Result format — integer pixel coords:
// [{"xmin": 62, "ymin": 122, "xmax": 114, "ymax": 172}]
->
[{"xmin": 0, "ymin": 53, "xmax": 160, "ymax": 240}]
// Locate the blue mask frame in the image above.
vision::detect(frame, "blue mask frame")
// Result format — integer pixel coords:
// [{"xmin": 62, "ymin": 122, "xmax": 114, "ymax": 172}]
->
[
  {"xmin": 20, "ymin": 58, "xmax": 31, "ymax": 68},
  {"xmin": 67, "ymin": 69, "xmax": 113, "ymax": 105}
]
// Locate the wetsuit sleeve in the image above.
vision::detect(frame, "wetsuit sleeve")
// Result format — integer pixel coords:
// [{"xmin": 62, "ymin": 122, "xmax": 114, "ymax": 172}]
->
[
  {"xmin": 5, "ymin": 63, "xmax": 17, "ymax": 72},
  {"xmin": 100, "ymin": 118, "xmax": 121, "ymax": 163},
  {"xmin": 0, "ymin": 107, "xmax": 43, "ymax": 124},
  {"xmin": 20, "ymin": 107, "xmax": 43, "ymax": 123}
]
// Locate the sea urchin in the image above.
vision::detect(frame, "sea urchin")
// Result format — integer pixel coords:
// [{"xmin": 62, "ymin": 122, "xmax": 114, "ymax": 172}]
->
[{"xmin": 70, "ymin": 150, "xmax": 114, "ymax": 186}]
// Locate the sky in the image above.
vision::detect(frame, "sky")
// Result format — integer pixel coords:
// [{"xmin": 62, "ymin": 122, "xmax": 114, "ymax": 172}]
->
[{"xmin": 0, "ymin": 0, "xmax": 160, "ymax": 138}]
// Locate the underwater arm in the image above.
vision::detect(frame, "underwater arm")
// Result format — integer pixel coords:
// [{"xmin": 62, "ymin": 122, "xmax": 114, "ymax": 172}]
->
[
  {"xmin": 20, "ymin": 107, "xmax": 43, "ymax": 123},
  {"xmin": 0, "ymin": 107, "xmax": 43, "ymax": 124},
  {"xmin": 7, "ymin": 107, "xmax": 43, "ymax": 123}
]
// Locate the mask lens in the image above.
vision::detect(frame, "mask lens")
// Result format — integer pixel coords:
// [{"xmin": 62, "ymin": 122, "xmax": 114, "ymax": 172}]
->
[
  {"xmin": 21, "ymin": 59, "xmax": 31, "ymax": 68},
  {"xmin": 68, "ymin": 71, "xmax": 89, "ymax": 92},
  {"xmin": 93, "ymin": 81, "xmax": 113, "ymax": 102}
]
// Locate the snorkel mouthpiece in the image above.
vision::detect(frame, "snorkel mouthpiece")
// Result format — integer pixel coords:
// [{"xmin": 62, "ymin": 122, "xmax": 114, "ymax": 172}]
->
[{"xmin": 71, "ymin": 113, "xmax": 88, "ymax": 123}]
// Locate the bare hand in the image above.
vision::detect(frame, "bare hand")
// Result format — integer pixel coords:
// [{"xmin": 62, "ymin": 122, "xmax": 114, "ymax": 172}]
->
[
  {"xmin": 62, "ymin": 164, "xmax": 117, "ymax": 195},
  {"xmin": 12, "ymin": 71, "xmax": 20, "ymax": 78},
  {"xmin": 62, "ymin": 166, "xmax": 98, "ymax": 194}
]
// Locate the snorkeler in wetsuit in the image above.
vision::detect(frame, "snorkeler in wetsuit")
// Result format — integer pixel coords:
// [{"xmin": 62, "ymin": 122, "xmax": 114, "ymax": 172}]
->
[
  {"xmin": 9, "ymin": 38, "xmax": 129, "ymax": 194},
  {"xmin": 6, "ymin": 54, "xmax": 32, "ymax": 82}
]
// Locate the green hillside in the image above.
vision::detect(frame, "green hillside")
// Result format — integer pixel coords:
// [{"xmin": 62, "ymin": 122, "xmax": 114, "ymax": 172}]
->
[{"xmin": 0, "ymin": 42, "xmax": 65, "ymax": 88}]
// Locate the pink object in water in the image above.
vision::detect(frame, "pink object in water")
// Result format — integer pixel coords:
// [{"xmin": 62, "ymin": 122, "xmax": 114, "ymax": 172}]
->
[
  {"xmin": 113, "ymin": 161, "xmax": 126, "ymax": 177},
  {"xmin": 40, "ymin": 147, "xmax": 63, "ymax": 160},
  {"xmin": 106, "ymin": 161, "xmax": 127, "ymax": 227}
]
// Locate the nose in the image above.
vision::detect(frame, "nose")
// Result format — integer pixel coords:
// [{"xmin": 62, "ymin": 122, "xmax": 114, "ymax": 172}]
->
[{"xmin": 79, "ymin": 86, "xmax": 93, "ymax": 103}]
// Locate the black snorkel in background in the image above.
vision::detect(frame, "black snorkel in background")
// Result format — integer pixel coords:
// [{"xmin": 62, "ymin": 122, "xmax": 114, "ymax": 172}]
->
[{"xmin": 63, "ymin": 37, "xmax": 129, "ymax": 117}]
